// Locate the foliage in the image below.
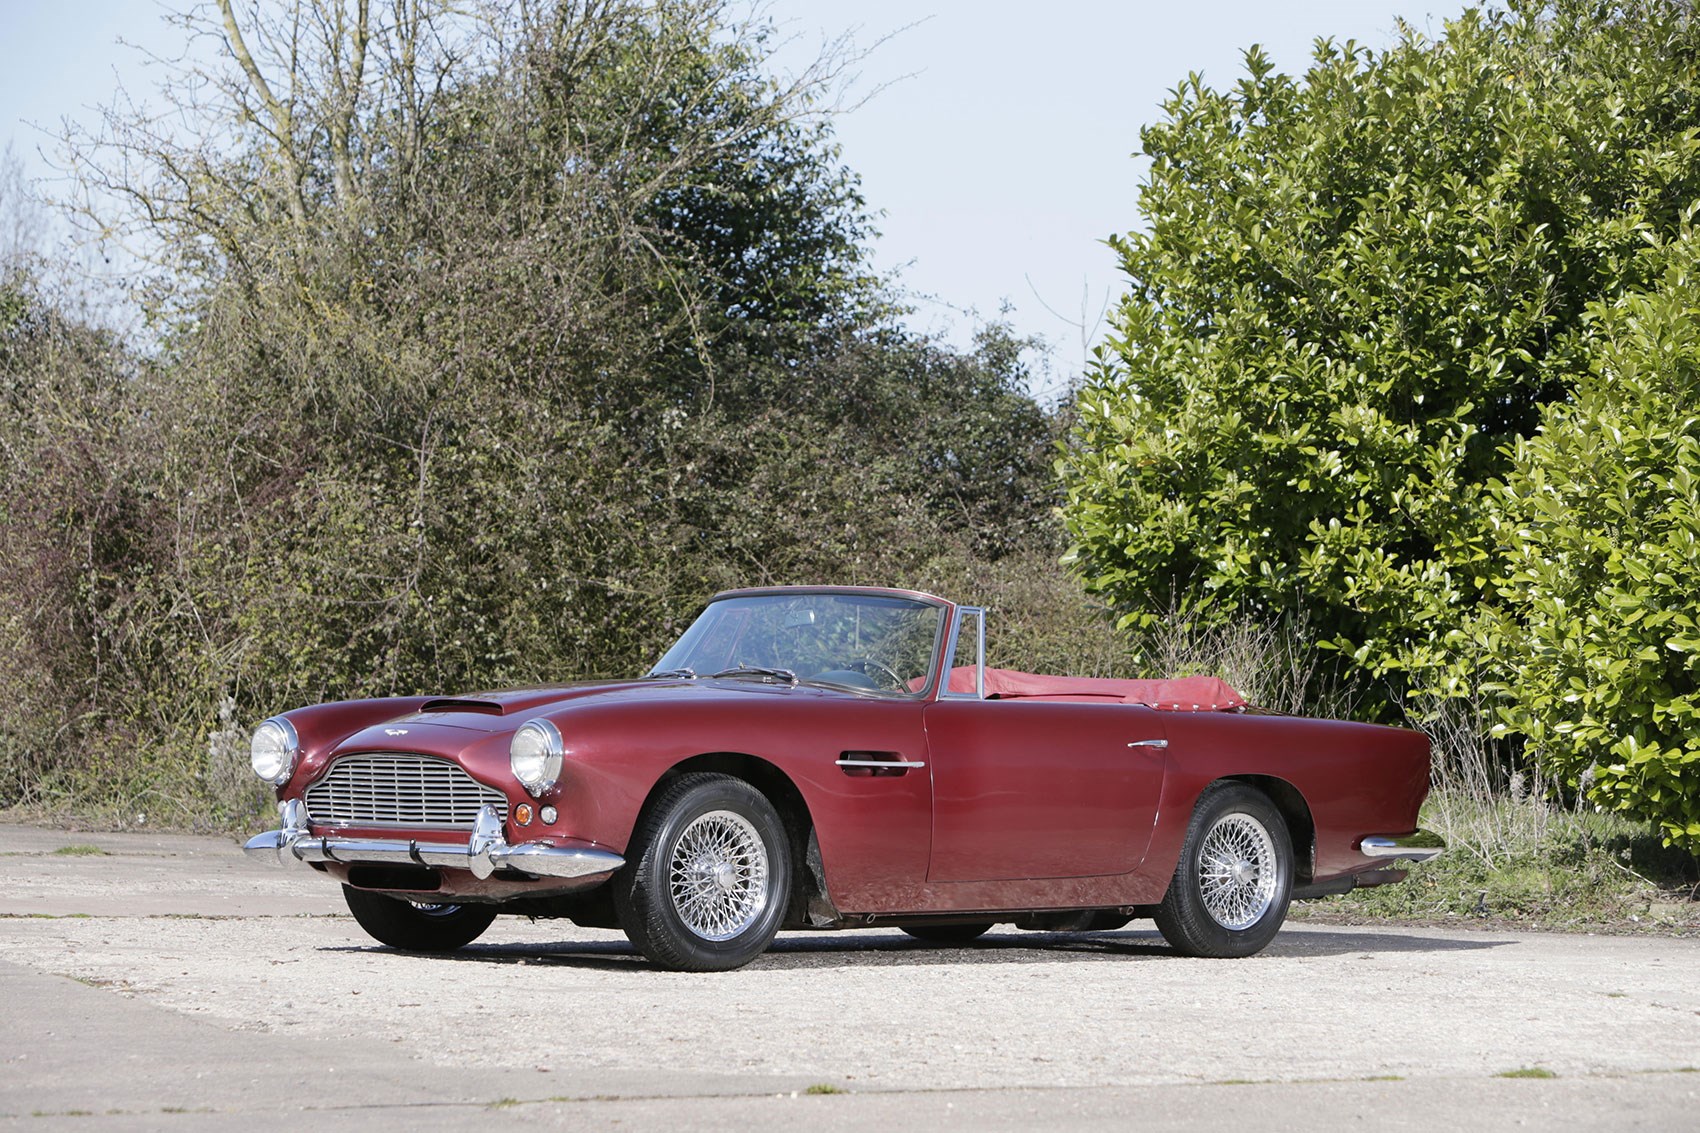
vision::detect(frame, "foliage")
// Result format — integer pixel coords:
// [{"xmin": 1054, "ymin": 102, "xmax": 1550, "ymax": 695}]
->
[
  {"xmin": 0, "ymin": 0, "xmax": 1066, "ymax": 823},
  {"xmin": 1477, "ymin": 246, "xmax": 1700, "ymax": 850},
  {"xmin": 1061, "ymin": 0, "xmax": 1700, "ymax": 694},
  {"xmin": 1061, "ymin": 0, "xmax": 1700, "ymax": 849},
  {"xmin": 1304, "ymin": 679, "xmax": 1699, "ymax": 927},
  {"xmin": 0, "ymin": 272, "xmax": 163, "ymax": 810}
]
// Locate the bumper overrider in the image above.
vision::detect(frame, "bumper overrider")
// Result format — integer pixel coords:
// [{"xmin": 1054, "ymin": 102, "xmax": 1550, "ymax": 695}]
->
[{"xmin": 244, "ymin": 800, "xmax": 625, "ymax": 881}]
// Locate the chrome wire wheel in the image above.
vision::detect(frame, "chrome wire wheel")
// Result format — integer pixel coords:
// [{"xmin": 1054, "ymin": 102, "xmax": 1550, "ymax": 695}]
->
[
  {"xmin": 615, "ymin": 774, "xmax": 792, "ymax": 971},
  {"xmin": 1197, "ymin": 812, "xmax": 1279, "ymax": 930},
  {"xmin": 667, "ymin": 809, "xmax": 771, "ymax": 941},
  {"xmin": 408, "ymin": 902, "xmax": 462, "ymax": 918}
]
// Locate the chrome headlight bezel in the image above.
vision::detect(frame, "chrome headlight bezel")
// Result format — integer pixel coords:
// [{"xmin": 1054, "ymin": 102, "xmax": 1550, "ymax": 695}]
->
[
  {"xmin": 250, "ymin": 716, "xmax": 300, "ymax": 786},
  {"xmin": 509, "ymin": 718, "xmax": 564, "ymax": 797}
]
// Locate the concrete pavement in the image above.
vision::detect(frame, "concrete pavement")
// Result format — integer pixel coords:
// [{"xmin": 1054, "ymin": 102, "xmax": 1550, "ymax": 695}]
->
[{"xmin": 2, "ymin": 822, "xmax": 1696, "ymax": 1130}]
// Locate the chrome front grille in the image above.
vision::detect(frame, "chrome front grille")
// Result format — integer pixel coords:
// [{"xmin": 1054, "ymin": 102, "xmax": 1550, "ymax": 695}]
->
[{"xmin": 304, "ymin": 753, "xmax": 506, "ymax": 828}]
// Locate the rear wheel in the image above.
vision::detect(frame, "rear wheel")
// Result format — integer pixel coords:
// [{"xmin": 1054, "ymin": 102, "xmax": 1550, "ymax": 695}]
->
[
  {"xmin": 614, "ymin": 773, "xmax": 791, "ymax": 972},
  {"xmin": 342, "ymin": 886, "xmax": 498, "ymax": 952},
  {"xmin": 1154, "ymin": 782, "xmax": 1293, "ymax": 958},
  {"xmin": 900, "ymin": 922, "xmax": 994, "ymax": 945}
]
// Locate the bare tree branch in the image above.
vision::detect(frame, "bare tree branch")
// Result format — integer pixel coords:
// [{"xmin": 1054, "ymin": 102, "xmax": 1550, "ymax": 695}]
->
[{"xmin": 217, "ymin": 0, "xmax": 308, "ymax": 225}]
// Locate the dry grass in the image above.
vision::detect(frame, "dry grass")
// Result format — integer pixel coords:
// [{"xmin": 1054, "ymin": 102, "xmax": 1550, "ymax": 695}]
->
[
  {"xmin": 1418, "ymin": 691, "xmax": 1561, "ymax": 869},
  {"xmin": 1301, "ymin": 691, "xmax": 1700, "ymax": 931},
  {"xmin": 1136, "ymin": 610, "xmax": 1359, "ymax": 717},
  {"xmin": 1309, "ymin": 789, "xmax": 1700, "ymax": 932}
]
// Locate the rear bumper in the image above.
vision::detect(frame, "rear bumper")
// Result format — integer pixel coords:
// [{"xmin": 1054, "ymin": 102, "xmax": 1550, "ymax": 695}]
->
[
  {"xmin": 244, "ymin": 800, "xmax": 625, "ymax": 882},
  {"xmin": 1359, "ymin": 829, "xmax": 1446, "ymax": 863}
]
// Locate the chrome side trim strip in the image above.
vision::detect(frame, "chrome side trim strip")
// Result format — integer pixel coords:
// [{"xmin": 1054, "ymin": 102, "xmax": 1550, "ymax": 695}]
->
[
  {"xmin": 1126, "ymin": 739, "xmax": 1168, "ymax": 749},
  {"xmin": 1359, "ymin": 829, "xmax": 1446, "ymax": 863},
  {"xmin": 243, "ymin": 803, "xmax": 624, "ymax": 881}
]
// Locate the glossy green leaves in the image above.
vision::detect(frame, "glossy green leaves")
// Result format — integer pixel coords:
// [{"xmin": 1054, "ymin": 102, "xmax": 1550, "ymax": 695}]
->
[
  {"xmin": 1483, "ymin": 250, "xmax": 1700, "ymax": 849},
  {"xmin": 1062, "ymin": 1, "xmax": 1700, "ymax": 845},
  {"xmin": 1066, "ymin": 2, "xmax": 1700, "ymax": 657}
]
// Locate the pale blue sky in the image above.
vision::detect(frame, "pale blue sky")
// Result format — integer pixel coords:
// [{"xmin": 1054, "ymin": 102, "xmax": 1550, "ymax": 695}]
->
[{"xmin": 0, "ymin": 1, "xmax": 1474, "ymax": 376}]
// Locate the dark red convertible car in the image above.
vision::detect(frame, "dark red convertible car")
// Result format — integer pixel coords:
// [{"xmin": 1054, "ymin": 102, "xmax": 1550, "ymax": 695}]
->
[{"xmin": 245, "ymin": 586, "xmax": 1442, "ymax": 970}]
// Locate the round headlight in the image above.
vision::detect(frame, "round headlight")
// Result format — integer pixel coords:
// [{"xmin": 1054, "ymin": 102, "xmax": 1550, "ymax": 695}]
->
[
  {"xmin": 510, "ymin": 719, "xmax": 564, "ymax": 796},
  {"xmin": 250, "ymin": 717, "xmax": 300, "ymax": 786}
]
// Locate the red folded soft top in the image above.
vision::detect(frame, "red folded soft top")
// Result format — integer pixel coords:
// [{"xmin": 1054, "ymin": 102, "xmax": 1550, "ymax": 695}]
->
[{"xmin": 939, "ymin": 666, "xmax": 1246, "ymax": 711}]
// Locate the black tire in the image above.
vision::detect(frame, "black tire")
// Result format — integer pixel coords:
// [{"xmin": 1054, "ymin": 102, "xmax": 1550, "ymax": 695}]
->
[
  {"xmin": 613, "ymin": 773, "xmax": 792, "ymax": 972},
  {"xmin": 1154, "ymin": 782, "xmax": 1293, "ymax": 958},
  {"xmin": 900, "ymin": 923, "xmax": 994, "ymax": 945},
  {"xmin": 342, "ymin": 886, "xmax": 498, "ymax": 952}
]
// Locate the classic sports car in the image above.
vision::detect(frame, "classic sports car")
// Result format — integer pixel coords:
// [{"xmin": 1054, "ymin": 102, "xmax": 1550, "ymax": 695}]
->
[{"xmin": 245, "ymin": 586, "xmax": 1442, "ymax": 970}]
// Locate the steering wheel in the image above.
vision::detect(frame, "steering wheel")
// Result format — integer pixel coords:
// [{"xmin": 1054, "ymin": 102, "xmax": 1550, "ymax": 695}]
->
[{"xmin": 846, "ymin": 658, "xmax": 906, "ymax": 692}]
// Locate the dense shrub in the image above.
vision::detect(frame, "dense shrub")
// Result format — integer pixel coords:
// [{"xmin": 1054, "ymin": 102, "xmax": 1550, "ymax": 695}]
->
[
  {"xmin": 1061, "ymin": 0, "xmax": 1700, "ymax": 689},
  {"xmin": 1481, "ymin": 249, "xmax": 1700, "ymax": 849},
  {"xmin": 0, "ymin": 1, "xmax": 1070, "ymax": 823}
]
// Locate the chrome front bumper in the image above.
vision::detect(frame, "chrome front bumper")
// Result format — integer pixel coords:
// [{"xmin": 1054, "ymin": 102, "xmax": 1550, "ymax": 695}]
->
[
  {"xmin": 1359, "ymin": 829, "xmax": 1446, "ymax": 863},
  {"xmin": 244, "ymin": 800, "xmax": 625, "ymax": 881}
]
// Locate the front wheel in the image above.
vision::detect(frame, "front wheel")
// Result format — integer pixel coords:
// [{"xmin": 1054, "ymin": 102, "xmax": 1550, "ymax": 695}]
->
[
  {"xmin": 613, "ymin": 773, "xmax": 792, "ymax": 971},
  {"xmin": 1154, "ymin": 782, "xmax": 1292, "ymax": 958},
  {"xmin": 342, "ymin": 886, "xmax": 498, "ymax": 952}
]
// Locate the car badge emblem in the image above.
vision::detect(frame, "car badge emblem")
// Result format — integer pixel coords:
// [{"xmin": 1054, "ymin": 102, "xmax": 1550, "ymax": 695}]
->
[{"xmin": 384, "ymin": 728, "xmax": 409, "ymax": 736}]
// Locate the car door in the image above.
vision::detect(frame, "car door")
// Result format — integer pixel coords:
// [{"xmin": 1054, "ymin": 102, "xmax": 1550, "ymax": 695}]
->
[
  {"xmin": 796, "ymin": 695, "xmax": 937, "ymax": 913},
  {"xmin": 922, "ymin": 698, "xmax": 1169, "ymax": 882}
]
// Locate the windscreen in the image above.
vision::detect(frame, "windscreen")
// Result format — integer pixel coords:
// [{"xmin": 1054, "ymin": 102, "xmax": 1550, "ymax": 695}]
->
[{"xmin": 651, "ymin": 592, "xmax": 944, "ymax": 696}]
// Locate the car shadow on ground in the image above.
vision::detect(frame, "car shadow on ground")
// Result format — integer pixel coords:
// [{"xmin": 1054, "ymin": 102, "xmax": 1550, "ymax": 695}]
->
[{"xmin": 324, "ymin": 925, "xmax": 1512, "ymax": 972}]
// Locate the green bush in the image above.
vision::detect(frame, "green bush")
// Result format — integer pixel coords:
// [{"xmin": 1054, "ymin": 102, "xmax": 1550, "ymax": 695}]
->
[
  {"xmin": 1481, "ymin": 247, "xmax": 1700, "ymax": 849},
  {"xmin": 1061, "ymin": 0, "xmax": 1700, "ymax": 691}
]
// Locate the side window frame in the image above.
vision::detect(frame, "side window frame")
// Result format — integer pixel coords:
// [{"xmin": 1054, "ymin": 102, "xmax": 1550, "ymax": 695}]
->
[{"xmin": 937, "ymin": 606, "xmax": 986, "ymax": 700}]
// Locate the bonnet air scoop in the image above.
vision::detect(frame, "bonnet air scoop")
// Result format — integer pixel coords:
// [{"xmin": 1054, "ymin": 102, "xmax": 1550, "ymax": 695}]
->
[{"xmin": 418, "ymin": 697, "xmax": 508, "ymax": 715}]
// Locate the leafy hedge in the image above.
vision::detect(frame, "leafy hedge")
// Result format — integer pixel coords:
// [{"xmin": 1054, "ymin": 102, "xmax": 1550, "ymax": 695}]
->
[
  {"xmin": 1062, "ymin": 0, "xmax": 1700, "ymax": 682},
  {"xmin": 1062, "ymin": 0, "xmax": 1700, "ymax": 848},
  {"xmin": 0, "ymin": 2, "xmax": 1079, "ymax": 824},
  {"xmin": 1482, "ymin": 248, "xmax": 1700, "ymax": 847}
]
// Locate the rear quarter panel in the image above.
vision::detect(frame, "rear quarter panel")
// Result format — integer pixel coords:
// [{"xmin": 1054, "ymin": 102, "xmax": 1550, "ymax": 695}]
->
[{"xmin": 1148, "ymin": 713, "xmax": 1432, "ymax": 884}]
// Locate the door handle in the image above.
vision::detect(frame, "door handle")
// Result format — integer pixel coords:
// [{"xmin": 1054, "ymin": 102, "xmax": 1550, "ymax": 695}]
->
[
  {"xmin": 836, "ymin": 752, "xmax": 925, "ymax": 777},
  {"xmin": 835, "ymin": 758, "xmax": 927, "ymax": 769},
  {"xmin": 1126, "ymin": 739, "xmax": 1168, "ymax": 749}
]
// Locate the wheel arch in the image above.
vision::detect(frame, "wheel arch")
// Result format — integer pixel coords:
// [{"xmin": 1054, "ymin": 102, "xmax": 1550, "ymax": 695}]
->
[
  {"xmin": 1153, "ymin": 774, "xmax": 1302, "ymax": 957},
  {"xmin": 1221, "ymin": 774, "xmax": 1316, "ymax": 885},
  {"xmin": 638, "ymin": 752, "xmax": 824, "ymax": 925}
]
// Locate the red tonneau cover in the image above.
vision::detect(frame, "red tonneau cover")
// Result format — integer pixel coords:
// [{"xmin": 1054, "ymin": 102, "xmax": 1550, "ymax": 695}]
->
[{"xmin": 940, "ymin": 666, "xmax": 1246, "ymax": 711}]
